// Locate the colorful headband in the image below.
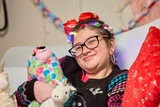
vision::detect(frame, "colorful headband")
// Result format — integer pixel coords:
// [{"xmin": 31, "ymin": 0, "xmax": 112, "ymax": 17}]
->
[
  {"xmin": 63, "ymin": 12, "xmax": 99, "ymax": 35},
  {"xmin": 63, "ymin": 12, "xmax": 113, "ymax": 43}
]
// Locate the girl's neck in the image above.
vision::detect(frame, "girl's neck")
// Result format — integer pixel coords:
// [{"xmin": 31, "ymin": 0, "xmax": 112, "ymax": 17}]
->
[{"xmin": 82, "ymin": 65, "xmax": 113, "ymax": 81}]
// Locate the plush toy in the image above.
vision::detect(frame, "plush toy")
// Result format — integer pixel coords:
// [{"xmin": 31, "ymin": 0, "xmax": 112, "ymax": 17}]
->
[
  {"xmin": 27, "ymin": 46, "xmax": 74, "ymax": 107},
  {"xmin": 122, "ymin": 26, "xmax": 160, "ymax": 107},
  {"xmin": 27, "ymin": 46, "xmax": 66, "ymax": 84},
  {"xmin": 0, "ymin": 60, "xmax": 14, "ymax": 107},
  {"xmin": 40, "ymin": 79, "xmax": 76, "ymax": 107}
]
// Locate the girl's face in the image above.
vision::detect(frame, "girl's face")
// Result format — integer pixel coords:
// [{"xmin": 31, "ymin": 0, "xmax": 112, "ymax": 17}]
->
[{"xmin": 73, "ymin": 28, "xmax": 115, "ymax": 74}]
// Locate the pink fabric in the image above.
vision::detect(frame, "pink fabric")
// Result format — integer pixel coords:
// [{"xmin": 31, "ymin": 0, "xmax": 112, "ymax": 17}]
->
[
  {"xmin": 81, "ymin": 72, "xmax": 89, "ymax": 82},
  {"xmin": 131, "ymin": 0, "xmax": 160, "ymax": 26}
]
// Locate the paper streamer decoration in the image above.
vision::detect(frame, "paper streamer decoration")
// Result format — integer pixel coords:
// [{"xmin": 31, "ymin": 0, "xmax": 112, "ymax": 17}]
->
[
  {"xmin": 114, "ymin": 0, "xmax": 159, "ymax": 35},
  {"xmin": 31, "ymin": 0, "xmax": 64, "ymax": 32},
  {"xmin": 32, "ymin": 0, "xmax": 159, "ymax": 36}
]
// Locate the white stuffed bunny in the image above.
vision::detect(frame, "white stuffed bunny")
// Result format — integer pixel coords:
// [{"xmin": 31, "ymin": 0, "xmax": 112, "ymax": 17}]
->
[
  {"xmin": 0, "ymin": 60, "xmax": 14, "ymax": 107},
  {"xmin": 40, "ymin": 79, "xmax": 76, "ymax": 107}
]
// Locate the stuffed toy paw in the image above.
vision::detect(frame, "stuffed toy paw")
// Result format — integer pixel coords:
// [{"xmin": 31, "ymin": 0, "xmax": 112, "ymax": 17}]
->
[{"xmin": 28, "ymin": 101, "xmax": 40, "ymax": 107}]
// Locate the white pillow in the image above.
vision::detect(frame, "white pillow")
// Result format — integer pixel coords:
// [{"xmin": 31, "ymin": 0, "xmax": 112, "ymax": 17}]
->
[{"xmin": 4, "ymin": 67, "xmax": 27, "ymax": 95}]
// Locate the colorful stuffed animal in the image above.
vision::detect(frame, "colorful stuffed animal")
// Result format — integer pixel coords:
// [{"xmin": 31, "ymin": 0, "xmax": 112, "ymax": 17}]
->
[
  {"xmin": 27, "ymin": 46, "xmax": 74, "ymax": 107},
  {"xmin": 0, "ymin": 60, "xmax": 14, "ymax": 107},
  {"xmin": 28, "ymin": 46, "xmax": 67, "ymax": 85}
]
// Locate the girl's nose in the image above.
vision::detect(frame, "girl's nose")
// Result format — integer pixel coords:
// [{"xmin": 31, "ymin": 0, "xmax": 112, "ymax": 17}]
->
[{"xmin": 82, "ymin": 45, "xmax": 91, "ymax": 55}]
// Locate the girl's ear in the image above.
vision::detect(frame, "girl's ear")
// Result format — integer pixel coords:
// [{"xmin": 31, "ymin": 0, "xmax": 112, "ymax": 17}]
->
[{"xmin": 109, "ymin": 39, "xmax": 116, "ymax": 55}]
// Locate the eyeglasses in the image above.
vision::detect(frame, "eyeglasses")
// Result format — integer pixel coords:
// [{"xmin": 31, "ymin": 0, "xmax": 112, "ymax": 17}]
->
[{"xmin": 68, "ymin": 35, "xmax": 107, "ymax": 57}]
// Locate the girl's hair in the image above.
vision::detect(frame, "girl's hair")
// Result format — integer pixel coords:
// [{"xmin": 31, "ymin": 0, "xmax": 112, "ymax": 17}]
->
[{"xmin": 72, "ymin": 19, "xmax": 114, "ymax": 45}]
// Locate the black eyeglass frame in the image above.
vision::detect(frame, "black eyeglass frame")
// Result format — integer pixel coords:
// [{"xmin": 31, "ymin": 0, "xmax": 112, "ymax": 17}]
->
[{"xmin": 68, "ymin": 35, "xmax": 108, "ymax": 57}]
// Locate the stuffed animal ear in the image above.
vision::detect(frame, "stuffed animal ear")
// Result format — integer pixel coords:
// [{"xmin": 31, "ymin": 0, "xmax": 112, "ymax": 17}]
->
[
  {"xmin": 55, "ymin": 78, "xmax": 68, "ymax": 86},
  {"xmin": 0, "ymin": 60, "xmax": 5, "ymax": 73},
  {"xmin": 63, "ymin": 78, "xmax": 68, "ymax": 86},
  {"xmin": 55, "ymin": 79, "xmax": 63, "ymax": 86},
  {"xmin": 69, "ymin": 86, "xmax": 76, "ymax": 92}
]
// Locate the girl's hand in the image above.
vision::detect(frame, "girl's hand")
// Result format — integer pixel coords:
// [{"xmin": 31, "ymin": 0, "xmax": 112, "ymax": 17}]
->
[{"xmin": 34, "ymin": 81, "xmax": 54, "ymax": 103}]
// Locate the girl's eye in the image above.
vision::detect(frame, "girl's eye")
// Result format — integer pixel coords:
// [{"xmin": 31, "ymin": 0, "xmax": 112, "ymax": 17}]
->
[
  {"xmin": 75, "ymin": 46, "xmax": 81, "ymax": 51},
  {"xmin": 88, "ymin": 39, "xmax": 96, "ymax": 44}
]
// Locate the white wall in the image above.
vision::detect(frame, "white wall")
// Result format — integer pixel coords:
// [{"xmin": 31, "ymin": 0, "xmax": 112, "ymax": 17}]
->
[{"xmin": 0, "ymin": 0, "xmax": 133, "ymax": 60}]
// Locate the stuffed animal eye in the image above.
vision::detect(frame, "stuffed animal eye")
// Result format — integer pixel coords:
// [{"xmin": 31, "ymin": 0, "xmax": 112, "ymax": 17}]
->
[{"xmin": 65, "ymin": 92, "xmax": 68, "ymax": 94}]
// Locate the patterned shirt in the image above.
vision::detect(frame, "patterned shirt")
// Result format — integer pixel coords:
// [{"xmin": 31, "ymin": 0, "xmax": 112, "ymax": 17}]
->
[{"xmin": 61, "ymin": 56, "xmax": 128, "ymax": 107}]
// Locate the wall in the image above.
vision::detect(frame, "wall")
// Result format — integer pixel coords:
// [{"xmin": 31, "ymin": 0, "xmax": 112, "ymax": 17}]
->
[{"xmin": 0, "ymin": 0, "xmax": 133, "ymax": 60}]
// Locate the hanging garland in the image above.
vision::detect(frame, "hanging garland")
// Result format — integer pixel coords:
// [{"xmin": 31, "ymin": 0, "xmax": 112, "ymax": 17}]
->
[
  {"xmin": 31, "ymin": 0, "xmax": 64, "ymax": 32},
  {"xmin": 32, "ymin": 0, "xmax": 159, "ymax": 36},
  {"xmin": 114, "ymin": 0, "xmax": 159, "ymax": 35}
]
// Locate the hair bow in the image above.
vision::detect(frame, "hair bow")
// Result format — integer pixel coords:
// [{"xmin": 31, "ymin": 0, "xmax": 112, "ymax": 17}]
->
[{"xmin": 63, "ymin": 12, "xmax": 100, "ymax": 35}]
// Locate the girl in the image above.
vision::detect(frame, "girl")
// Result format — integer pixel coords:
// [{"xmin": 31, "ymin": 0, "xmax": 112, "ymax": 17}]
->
[{"xmin": 15, "ymin": 12, "xmax": 128, "ymax": 107}]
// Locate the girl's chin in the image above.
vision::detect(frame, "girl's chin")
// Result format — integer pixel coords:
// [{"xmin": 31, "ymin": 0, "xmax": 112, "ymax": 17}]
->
[{"xmin": 84, "ymin": 64, "xmax": 97, "ymax": 71}]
